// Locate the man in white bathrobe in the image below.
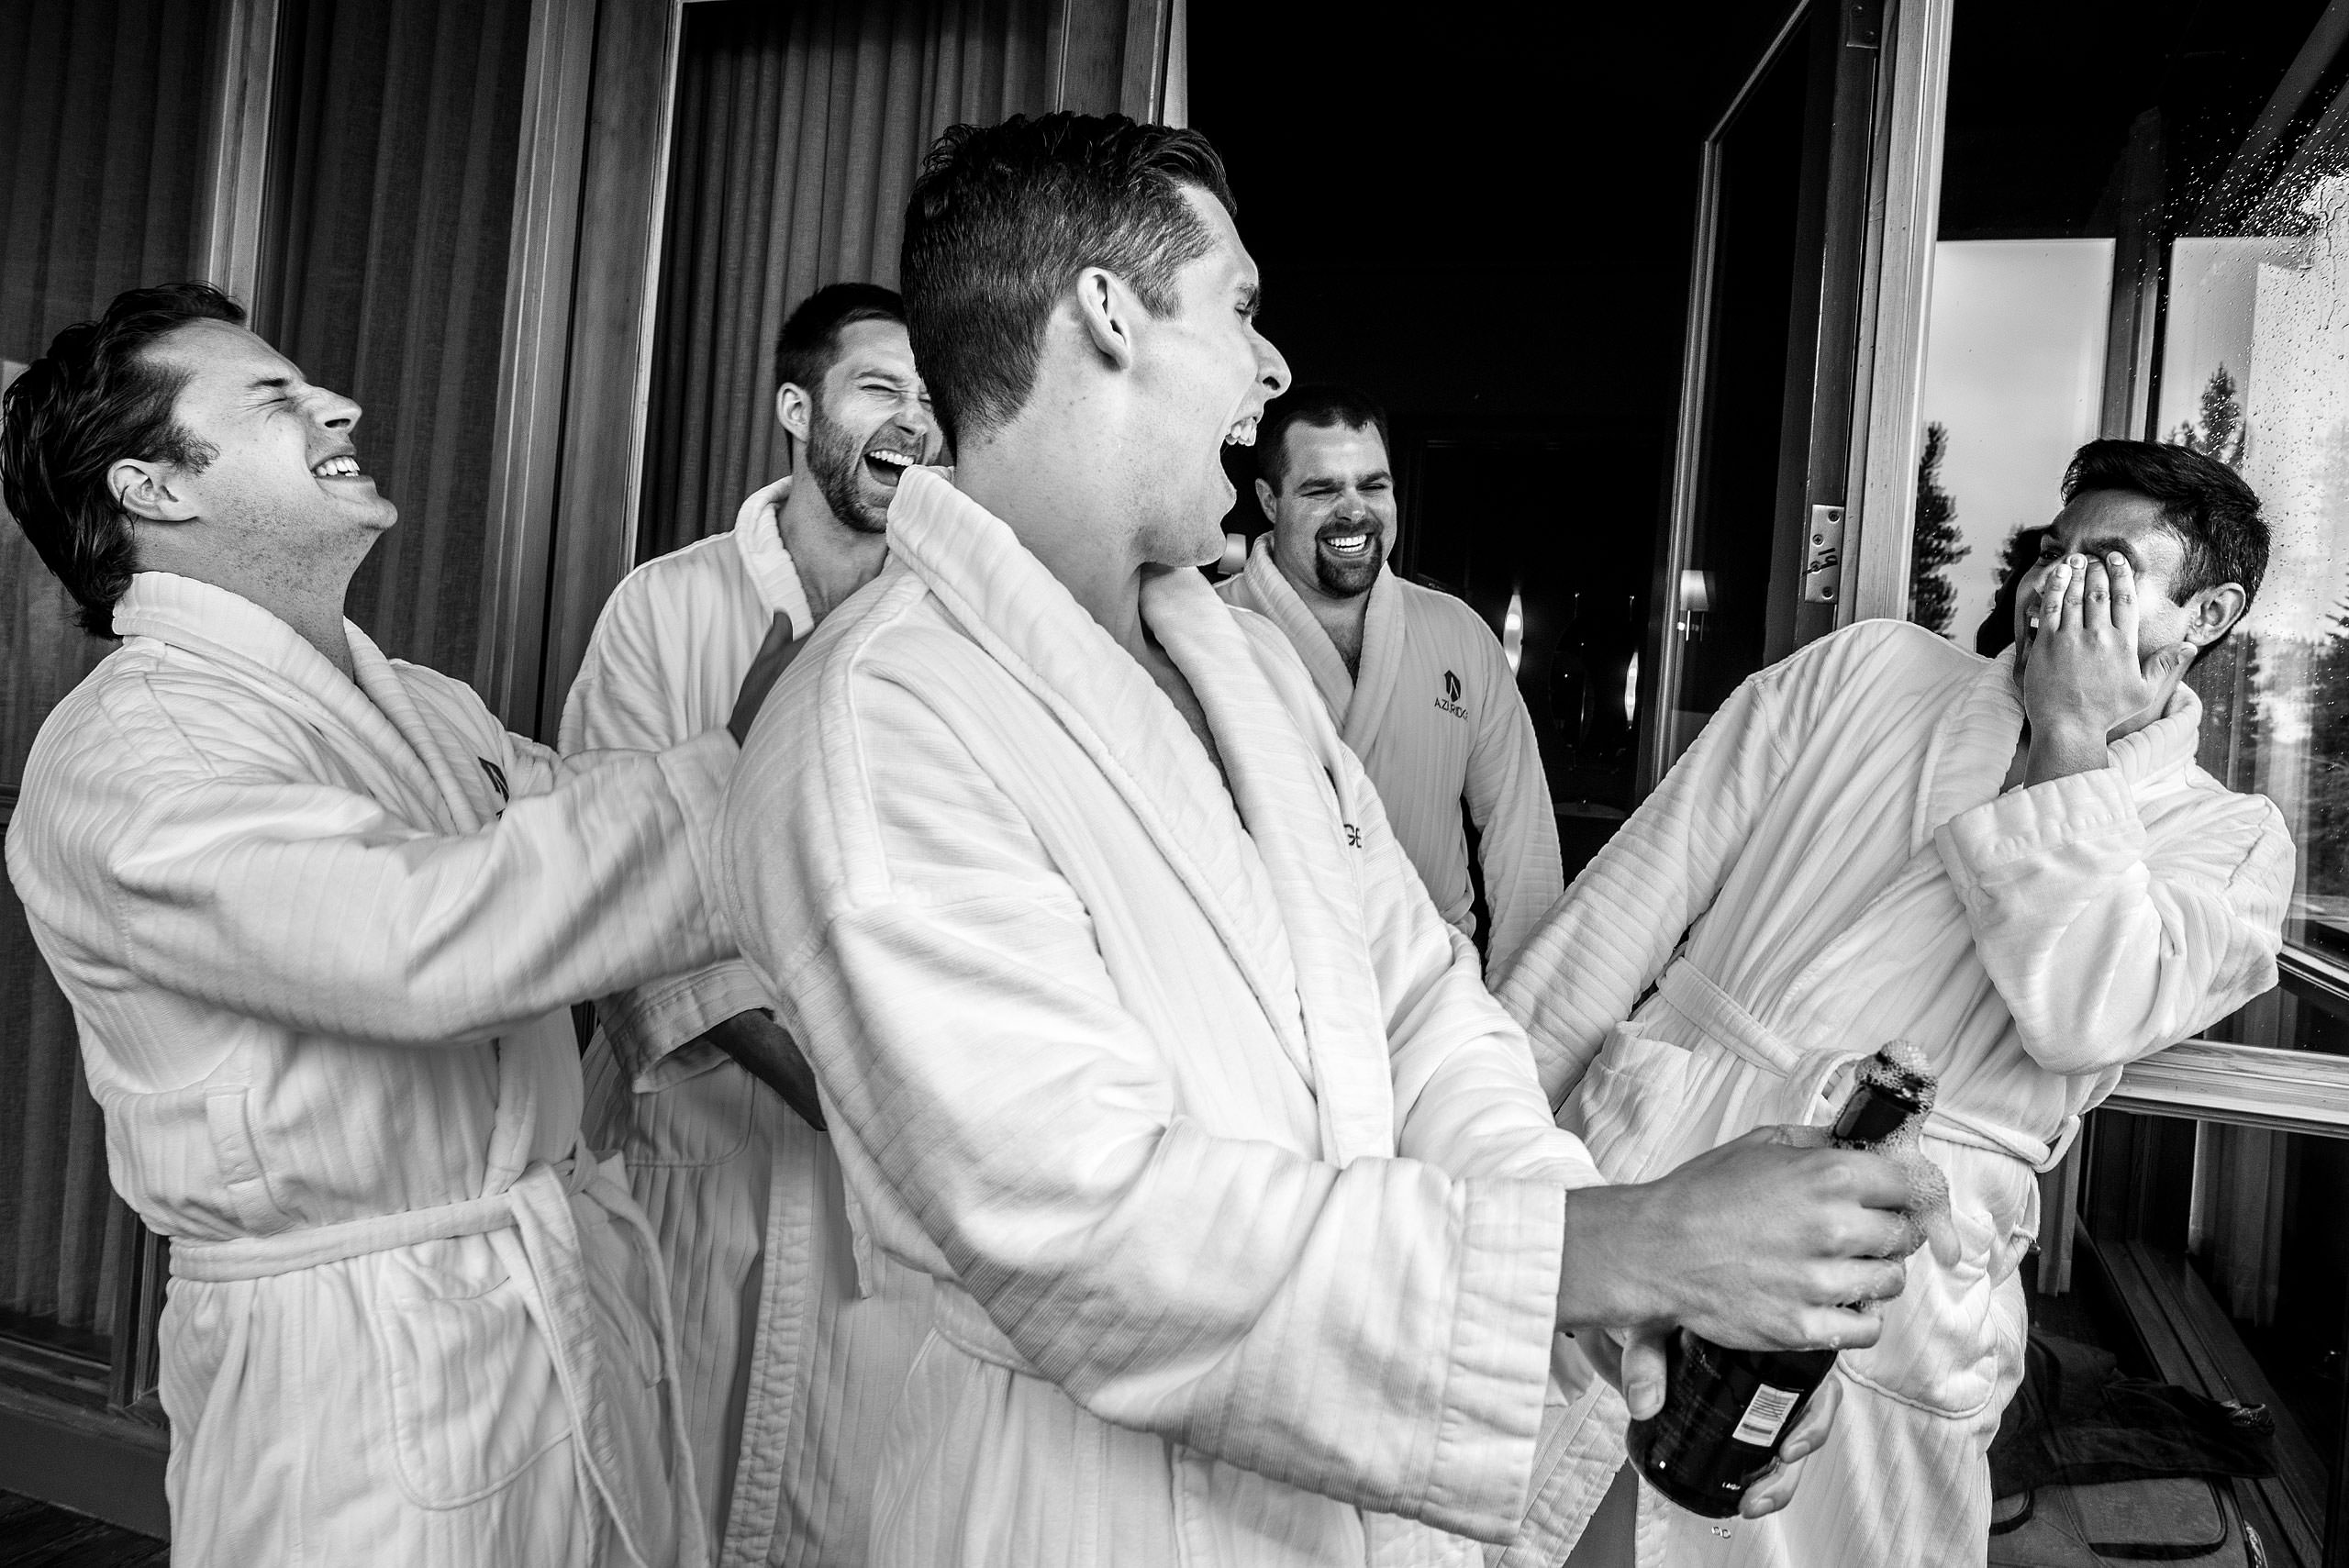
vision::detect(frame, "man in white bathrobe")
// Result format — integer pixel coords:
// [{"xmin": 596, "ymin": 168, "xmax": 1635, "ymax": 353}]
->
[
  {"xmin": 1218, "ymin": 386, "xmax": 1562, "ymax": 971},
  {"xmin": 716, "ymin": 112, "xmax": 1932, "ymax": 1567},
  {"xmin": 2, "ymin": 284, "xmax": 790, "ymax": 1567},
  {"xmin": 562, "ymin": 282, "xmax": 943, "ymax": 1564},
  {"xmin": 1497, "ymin": 439, "xmax": 2293, "ymax": 1568}
]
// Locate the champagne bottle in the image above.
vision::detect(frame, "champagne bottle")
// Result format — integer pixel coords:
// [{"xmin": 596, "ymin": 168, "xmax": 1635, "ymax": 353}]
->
[{"xmin": 1624, "ymin": 1046, "xmax": 1933, "ymax": 1518}]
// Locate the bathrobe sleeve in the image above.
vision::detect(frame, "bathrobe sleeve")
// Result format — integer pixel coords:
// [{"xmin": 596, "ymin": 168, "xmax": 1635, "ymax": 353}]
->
[
  {"xmin": 50, "ymin": 672, "xmax": 738, "ymax": 1048},
  {"xmin": 1463, "ymin": 617, "xmax": 1564, "ymax": 977},
  {"xmin": 737, "ymin": 674, "xmax": 1572, "ymax": 1543},
  {"xmin": 1496, "ymin": 657, "xmax": 1801, "ymax": 1111},
  {"xmin": 561, "ymin": 567, "xmax": 775, "ymax": 1088},
  {"xmin": 1934, "ymin": 768, "xmax": 2291, "ymax": 1075}
]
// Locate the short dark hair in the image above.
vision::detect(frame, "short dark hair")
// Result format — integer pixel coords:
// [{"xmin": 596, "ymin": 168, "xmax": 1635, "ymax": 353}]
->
[
  {"xmin": 2062, "ymin": 439, "xmax": 2267, "ymax": 609},
  {"xmin": 1259, "ymin": 384, "xmax": 1390, "ymax": 492},
  {"xmin": 774, "ymin": 282, "xmax": 907, "ymax": 397},
  {"xmin": 900, "ymin": 111, "xmax": 1236, "ymax": 444},
  {"xmin": 1, "ymin": 282, "xmax": 244, "ymax": 638}
]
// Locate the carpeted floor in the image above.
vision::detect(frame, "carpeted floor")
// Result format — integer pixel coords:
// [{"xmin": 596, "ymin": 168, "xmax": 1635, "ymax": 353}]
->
[{"xmin": 0, "ymin": 1493, "xmax": 165, "ymax": 1567}]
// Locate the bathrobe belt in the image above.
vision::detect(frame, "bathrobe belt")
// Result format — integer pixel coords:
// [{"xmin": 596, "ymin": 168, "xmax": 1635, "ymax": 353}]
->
[
  {"xmin": 169, "ymin": 1137, "xmax": 705, "ymax": 1568},
  {"xmin": 1653, "ymin": 959, "xmax": 2082, "ymax": 1174}
]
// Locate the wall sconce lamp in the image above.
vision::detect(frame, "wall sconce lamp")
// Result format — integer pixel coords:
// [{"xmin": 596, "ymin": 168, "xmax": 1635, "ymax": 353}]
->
[{"xmin": 1677, "ymin": 568, "xmax": 1715, "ymax": 642}]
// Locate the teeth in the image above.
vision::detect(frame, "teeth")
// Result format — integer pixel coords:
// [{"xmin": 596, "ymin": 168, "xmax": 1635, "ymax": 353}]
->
[
  {"xmin": 867, "ymin": 450, "xmax": 914, "ymax": 468},
  {"xmin": 1225, "ymin": 417, "xmax": 1258, "ymax": 448},
  {"xmin": 1324, "ymin": 534, "xmax": 1367, "ymax": 552},
  {"xmin": 312, "ymin": 454, "xmax": 361, "ymax": 477}
]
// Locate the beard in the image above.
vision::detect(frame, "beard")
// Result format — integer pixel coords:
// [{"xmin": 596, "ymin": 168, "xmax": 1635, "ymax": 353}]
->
[
  {"xmin": 806, "ymin": 399, "xmax": 890, "ymax": 535},
  {"xmin": 1312, "ymin": 528, "xmax": 1386, "ymax": 598}
]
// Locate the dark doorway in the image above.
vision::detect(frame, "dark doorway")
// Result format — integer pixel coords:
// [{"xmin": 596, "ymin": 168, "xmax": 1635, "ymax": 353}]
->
[{"xmin": 1187, "ymin": 0, "xmax": 1796, "ymax": 871}]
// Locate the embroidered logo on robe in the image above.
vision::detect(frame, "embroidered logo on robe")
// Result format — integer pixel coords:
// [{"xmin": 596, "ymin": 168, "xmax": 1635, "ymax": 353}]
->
[
  {"xmin": 476, "ymin": 756, "xmax": 511, "ymax": 805},
  {"xmin": 1435, "ymin": 669, "xmax": 1469, "ymax": 720},
  {"xmin": 1344, "ymin": 823, "xmax": 1364, "ymax": 848}
]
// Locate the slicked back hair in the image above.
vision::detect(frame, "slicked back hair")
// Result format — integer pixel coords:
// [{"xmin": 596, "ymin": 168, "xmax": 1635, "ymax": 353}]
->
[
  {"xmin": 1, "ymin": 282, "xmax": 244, "ymax": 638},
  {"xmin": 1259, "ymin": 384, "xmax": 1391, "ymax": 493},
  {"xmin": 900, "ymin": 111, "xmax": 1236, "ymax": 445},
  {"xmin": 774, "ymin": 282, "xmax": 907, "ymax": 398},
  {"xmin": 2062, "ymin": 439, "xmax": 2267, "ymax": 608}
]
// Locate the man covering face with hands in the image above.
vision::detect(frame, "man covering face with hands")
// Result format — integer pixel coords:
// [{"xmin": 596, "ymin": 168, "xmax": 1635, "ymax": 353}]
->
[{"xmin": 1498, "ymin": 439, "xmax": 2291, "ymax": 1568}]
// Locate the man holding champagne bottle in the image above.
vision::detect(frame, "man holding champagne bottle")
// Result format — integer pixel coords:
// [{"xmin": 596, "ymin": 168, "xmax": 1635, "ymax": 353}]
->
[{"xmin": 1499, "ymin": 440, "xmax": 2293, "ymax": 1566}]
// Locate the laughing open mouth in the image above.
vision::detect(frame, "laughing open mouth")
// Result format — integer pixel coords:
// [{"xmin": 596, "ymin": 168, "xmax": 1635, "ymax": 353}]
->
[
  {"xmin": 1320, "ymin": 531, "xmax": 1375, "ymax": 559},
  {"xmin": 312, "ymin": 454, "xmax": 364, "ymax": 478},
  {"xmin": 863, "ymin": 447, "xmax": 918, "ymax": 484}
]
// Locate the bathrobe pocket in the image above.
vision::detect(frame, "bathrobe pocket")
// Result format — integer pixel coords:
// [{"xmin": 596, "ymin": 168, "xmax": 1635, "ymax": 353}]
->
[
  {"xmin": 1841, "ymin": 1153, "xmax": 2036, "ymax": 1420},
  {"xmin": 373, "ymin": 1243, "xmax": 571, "ymax": 1507},
  {"xmin": 1572, "ymin": 1021, "xmax": 1694, "ymax": 1184}
]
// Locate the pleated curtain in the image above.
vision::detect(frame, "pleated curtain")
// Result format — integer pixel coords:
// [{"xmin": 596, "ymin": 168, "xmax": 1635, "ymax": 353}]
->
[
  {"xmin": 0, "ymin": 0, "xmax": 226, "ymax": 1361},
  {"xmin": 255, "ymin": 0, "xmax": 533, "ymax": 675},
  {"xmin": 640, "ymin": 0, "xmax": 1058, "ymax": 562}
]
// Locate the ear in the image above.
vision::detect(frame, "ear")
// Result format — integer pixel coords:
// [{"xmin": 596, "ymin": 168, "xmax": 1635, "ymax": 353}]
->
[
  {"xmin": 1072, "ymin": 267, "xmax": 1139, "ymax": 371},
  {"xmin": 1253, "ymin": 476, "xmax": 1277, "ymax": 519},
  {"xmin": 2185, "ymin": 583, "xmax": 2248, "ymax": 647},
  {"xmin": 775, "ymin": 383, "xmax": 812, "ymax": 451},
  {"xmin": 109, "ymin": 457, "xmax": 197, "ymax": 525}
]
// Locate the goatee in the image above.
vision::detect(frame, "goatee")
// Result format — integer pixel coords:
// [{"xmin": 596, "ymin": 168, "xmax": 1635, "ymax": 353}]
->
[{"xmin": 1314, "ymin": 536, "xmax": 1383, "ymax": 598}]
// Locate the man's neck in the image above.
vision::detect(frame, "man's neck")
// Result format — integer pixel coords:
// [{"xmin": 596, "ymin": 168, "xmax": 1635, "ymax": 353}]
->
[
  {"xmin": 1273, "ymin": 551, "xmax": 1371, "ymax": 679},
  {"xmin": 136, "ymin": 531, "xmax": 362, "ymax": 679},
  {"xmin": 957, "ymin": 411, "xmax": 1229, "ymax": 776},
  {"xmin": 774, "ymin": 475, "xmax": 890, "ymax": 622},
  {"xmin": 956, "ymin": 428, "xmax": 1150, "ymax": 662}
]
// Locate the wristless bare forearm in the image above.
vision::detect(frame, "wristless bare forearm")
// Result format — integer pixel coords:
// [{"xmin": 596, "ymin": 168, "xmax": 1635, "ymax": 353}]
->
[{"xmin": 702, "ymin": 1010, "xmax": 828, "ymax": 1130}]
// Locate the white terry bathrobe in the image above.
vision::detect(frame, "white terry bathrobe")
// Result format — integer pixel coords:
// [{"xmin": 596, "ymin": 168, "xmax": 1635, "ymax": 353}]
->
[
  {"xmin": 6, "ymin": 573, "xmax": 733, "ymax": 1568},
  {"xmin": 716, "ymin": 468, "xmax": 1622, "ymax": 1565},
  {"xmin": 1495, "ymin": 619, "xmax": 2292, "ymax": 1568},
  {"xmin": 1218, "ymin": 538, "xmax": 1563, "ymax": 972},
  {"xmin": 562, "ymin": 475, "xmax": 935, "ymax": 1565}
]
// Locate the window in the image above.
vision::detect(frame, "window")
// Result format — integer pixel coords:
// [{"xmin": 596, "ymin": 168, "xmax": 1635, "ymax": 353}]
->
[{"xmin": 1897, "ymin": 4, "xmax": 2349, "ymax": 1562}]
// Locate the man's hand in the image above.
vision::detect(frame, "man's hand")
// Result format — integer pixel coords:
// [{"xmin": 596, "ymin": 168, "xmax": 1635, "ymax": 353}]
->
[
  {"xmin": 701, "ymin": 1009, "xmax": 827, "ymax": 1129},
  {"xmin": 1555, "ymin": 1128, "xmax": 1916, "ymax": 1353},
  {"xmin": 2022, "ymin": 553, "xmax": 2194, "ymax": 785},
  {"xmin": 1579, "ymin": 1324, "xmax": 1842, "ymax": 1518},
  {"xmin": 728, "ymin": 613, "xmax": 803, "ymax": 747}
]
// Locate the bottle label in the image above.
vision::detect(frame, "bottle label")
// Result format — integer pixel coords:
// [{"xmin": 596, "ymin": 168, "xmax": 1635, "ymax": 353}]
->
[{"xmin": 1731, "ymin": 1384, "xmax": 1802, "ymax": 1447}]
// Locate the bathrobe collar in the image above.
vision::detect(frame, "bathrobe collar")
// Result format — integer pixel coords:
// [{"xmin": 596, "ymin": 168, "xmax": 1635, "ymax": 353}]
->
[
  {"xmin": 1233, "ymin": 534, "xmax": 1408, "ymax": 753},
  {"xmin": 886, "ymin": 470, "xmax": 1398, "ymax": 1162},
  {"xmin": 110, "ymin": 571, "xmax": 488, "ymax": 835},
  {"xmin": 731, "ymin": 475, "xmax": 819, "ymax": 638},
  {"xmin": 1912, "ymin": 643, "xmax": 2205, "ymax": 848}
]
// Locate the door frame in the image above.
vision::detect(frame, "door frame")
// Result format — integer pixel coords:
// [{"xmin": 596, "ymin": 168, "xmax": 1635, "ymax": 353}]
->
[{"xmin": 1640, "ymin": 0, "xmax": 1952, "ymax": 797}]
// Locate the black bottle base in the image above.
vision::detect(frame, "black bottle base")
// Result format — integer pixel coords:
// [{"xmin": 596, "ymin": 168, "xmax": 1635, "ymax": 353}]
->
[{"xmin": 1624, "ymin": 1430, "xmax": 1752, "ymax": 1519}]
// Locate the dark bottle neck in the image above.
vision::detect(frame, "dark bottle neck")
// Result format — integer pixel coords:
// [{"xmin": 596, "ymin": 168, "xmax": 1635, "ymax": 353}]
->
[{"xmin": 1830, "ymin": 1082, "xmax": 1924, "ymax": 1150}]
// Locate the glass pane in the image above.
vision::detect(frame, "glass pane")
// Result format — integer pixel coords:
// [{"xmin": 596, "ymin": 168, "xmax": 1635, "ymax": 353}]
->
[
  {"xmin": 1912, "ymin": 240, "xmax": 2110, "ymax": 650},
  {"xmin": 1930, "ymin": 0, "xmax": 2347, "ymax": 979},
  {"xmin": 2078, "ymin": 1107, "xmax": 2345, "ymax": 1562},
  {"xmin": 1666, "ymin": 8, "xmax": 1825, "ymax": 765},
  {"xmin": 0, "ymin": 0, "xmax": 228, "ymax": 1367},
  {"xmin": 2162, "ymin": 187, "xmax": 2349, "ymax": 963},
  {"xmin": 254, "ymin": 0, "xmax": 534, "ymax": 675}
]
